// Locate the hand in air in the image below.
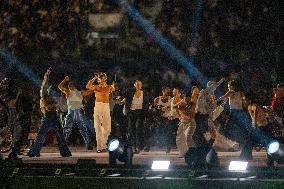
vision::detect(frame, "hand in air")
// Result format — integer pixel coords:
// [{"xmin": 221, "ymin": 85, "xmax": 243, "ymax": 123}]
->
[{"xmin": 64, "ymin": 76, "xmax": 70, "ymax": 81}]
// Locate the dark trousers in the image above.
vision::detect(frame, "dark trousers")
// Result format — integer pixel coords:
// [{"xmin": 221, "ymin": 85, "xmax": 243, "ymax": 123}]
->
[
  {"xmin": 28, "ymin": 113, "xmax": 71, "ymax": 157},
  {"xmin": 20, "ymin": 114, "xmax": 31, "ymax": 146},
  {"xmin": 224, "ymin": 109, "xmax": 253, "ymax": 160},
  {"xmin": 165, "ymin": 118, "xmax": 179, "ymax": 149},
  {"xmin": 8, "ymin": 108, "xmax": 23, "ymax": 158},
  {"xmin": 63, "ymin": 109, "xmax": 93, "ymax": 145},
  {"xmin": 193, "ymin": 113, "xmax": 209, "ymax": 147},
  {"xmin": 127, "ymin": 110, "xmax": 144, "ymax": 150}
]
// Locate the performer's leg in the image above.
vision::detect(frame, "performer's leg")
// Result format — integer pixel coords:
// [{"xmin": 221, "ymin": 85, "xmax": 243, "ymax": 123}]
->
[
  {"xmin": 28, "ymin": 117, "xmax": 50, "ymax": 157},
  {"xmin": 176, "ymin": 122, "xmax": 188, "ymax": 157},
  {"xmin": 52, "ymin": 117, "xmax": 71, "ymax": 157},
  {"xmin": 127, "ymin": 111, "xmax": 136, "ymax": 149},
  {"xmin": 63, "ymin": 112, "xmax": 74, "ymax": 142},
  {"xmin": 101, "ymin": 105, "xmax": 111, "ymax": 150},
  {"xmin": 20, "ymin": 114, "xmax": 31, "ymax": 147},
  {"xmin": 135, "ymin": 111, "xmax": 144, "ymax": 151},
  {"xmin": 76, "ymin": 110, "xmax": 92, "ymax": 145},
  {"xmin": 94, "ymin": 108, "xmax": 103, "ymax": 151},
  {"xmin": 8, "ymin": 109, "xmax": 23, "ymax": 159}
]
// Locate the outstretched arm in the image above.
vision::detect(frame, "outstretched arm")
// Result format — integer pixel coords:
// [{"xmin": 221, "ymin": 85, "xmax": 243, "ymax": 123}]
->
[
  {"xmin": 81, "ymin": 89, "xmax": 93, "ymax": 97},
  {"xmin": 58, "ymin": 76, "xmax": 70, "ymax": 96}
]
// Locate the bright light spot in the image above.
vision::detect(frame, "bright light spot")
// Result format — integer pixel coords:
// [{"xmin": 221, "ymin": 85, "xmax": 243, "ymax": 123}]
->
[
  {"xmin": 268, "ymin": 141, "xmax": 280, "ymax": 155},
  {"xmin": 229, "ymin": 161, "xmax": 248, "ymax": 171},
  {"xmin": 108, "ymin": 139, "xmax": 120, "ymax": 152},
  {"xmin": 107, "ymin": 174, "xmax": 121, "ymax": 177},
  {"xmin": 151, "ymin": 161, "xmax": 170, "ymax": 171}
]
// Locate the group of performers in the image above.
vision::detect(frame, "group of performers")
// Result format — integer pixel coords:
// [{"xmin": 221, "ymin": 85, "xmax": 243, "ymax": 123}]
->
[{"xmin": 1, "ymin": 68, "xmax": 284, "ymax": 167}]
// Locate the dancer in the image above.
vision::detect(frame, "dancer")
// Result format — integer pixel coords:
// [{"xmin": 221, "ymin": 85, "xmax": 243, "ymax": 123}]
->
[
  {"xmin": 270, "ymin": 83, "xmax": 284, "ymax": 124},
  {"xmin": 28, "ymin": 68, "xmax": 71, "ymax": 157},
  {"xmin": 194, "ymin": 78, "xmax": 224, "ymax": 147},
  {"xmin": 86, "ymin": 72, "xmax": 114, "ymax": 153},
  {"xmin": 145, "ymin": 86, "xmax": 171, "ymax": 151},
  {"xmin": 164, "ymin": 87, "xmax": 184, "ymax": 153},
  {"xmin": 58, "ymin": 76, "xmax": 94, "ymax": 150},
  {"xmin": 124, "ymin": 80, "xmax": 150, "ymax": 153},
  {"xmin": 219, "ymin": 80, "xmax": 253, "ymax": 160},
  {"xmin": 175, "ymin": 86, "xmax": 200, "ymax": 157},
  {"xmin": 0, "ymin": 79, "xmax": 24, "ymax": 160}
]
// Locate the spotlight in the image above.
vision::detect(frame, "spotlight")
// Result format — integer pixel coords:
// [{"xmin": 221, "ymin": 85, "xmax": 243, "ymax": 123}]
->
[
  {"xmin": 108, "ymin": 139, "xmax": 120, "ymax": 152},
  {"xmin": 268, "ymin": 141, "xmax": 280, "ymax": 155},
  {"xmin": 107, "ymin": 134, "xmax": 133, "ymax": 168},
  {"xmin": 151, "ymin": 161, "xmax": 170, "ymax": 171},
  {"xmin": 267, "ymin": 140, "xmax": 284, "ymax": 165},
  {"xmin": 228, "ymin": 161, "xmax": 248, "ymax": 171}
]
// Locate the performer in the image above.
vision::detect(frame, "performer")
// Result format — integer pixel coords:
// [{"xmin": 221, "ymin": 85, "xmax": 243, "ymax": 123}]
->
[
  {"xmin": 58, "ymin": 76, "xmax": 94, "ymax": 150},
  {"xmin": 163, "ymin": 88, "xmax": 184, "ymax": 153},
  {"xmin": 0, "ymin": 78, "xmax": 24, "ymax": 160},
  {"xmin": 144, "ymin": 86, "xmax": 171, "ymax": 152},
  {"xmin": 219, "ymin": 80, "xmax": 253, "ymax": 160},
  {"xmin": 175, "ymin": 86, "xmax": 200, "ymax": 157},
  {"xmin": 124, "ymin": 80, "xmax": 150, "ymax": 154},
  {"xmin": 28, "ymin": 68, "xmax": 71, "ymax": 157},
  {"xmin": 17, "ymin": 88, "xmax": 33, "ymax": 150},
  {"xmin": 270, "ymin": 83, "xmax": 284, "ymax": 124},
  {"xmin": 86, "ymin": 72, "xmax": 114, "ymax": 153},
  {"xmin": 194, "ymin": 78, "xmax": 224, "ymax": 147}
]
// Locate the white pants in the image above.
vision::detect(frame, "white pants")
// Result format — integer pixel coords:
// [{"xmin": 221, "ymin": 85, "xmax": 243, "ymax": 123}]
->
[
  {"xmin": 94, "ymin": 102, "xmax": 111, "ymax": 151},
  {"xmin": 176, "ymin": 119, "xmax": 196, "ymax": 157}
]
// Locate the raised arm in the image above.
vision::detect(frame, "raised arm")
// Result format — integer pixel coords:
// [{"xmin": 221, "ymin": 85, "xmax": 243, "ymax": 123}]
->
[
  {"xmin": 40, "ymin": 68, "xmax": 52, "ymax": 100},
  {"xmin": 40, "ymin": 68, "xmax": 52, "ymax": 111},
  {"xmin": 86, "ymin": 75, "xmax": 98, "ymax": 91},
  {"xmin": 58, "ymin": 76, "xmax": 70, "ymax": 96},
  {"xmin": 216, "ymin": 78, "xmax": 225, "ymax": 87}
]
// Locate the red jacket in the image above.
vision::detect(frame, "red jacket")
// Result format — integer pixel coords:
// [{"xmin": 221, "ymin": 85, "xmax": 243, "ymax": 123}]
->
[{"xmin": 271, "ymin": 96, "xmax": 284, "ymax": 117}]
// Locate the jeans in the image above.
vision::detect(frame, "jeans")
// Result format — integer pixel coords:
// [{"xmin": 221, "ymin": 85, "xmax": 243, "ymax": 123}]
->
[
  {"xmin": 225, "ymin": 109, "xmax": 253, "ymax": 160},
  {"xmin": 63, "ymin": 109, "xmax": 93, "ymax": 145},
  {"xmin": 28, "ymin": 113, "xmax": 71, "ymax": 157}
]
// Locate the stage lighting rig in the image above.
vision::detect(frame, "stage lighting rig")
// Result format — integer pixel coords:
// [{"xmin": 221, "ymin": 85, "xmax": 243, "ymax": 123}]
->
[{"xmin": 107, "ymin": 133, "xmax": 133, "ymax": 168}]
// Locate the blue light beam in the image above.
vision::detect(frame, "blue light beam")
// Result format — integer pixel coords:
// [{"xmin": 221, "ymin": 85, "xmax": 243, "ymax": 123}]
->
[
  {"xmin": 116, "ymin": 0, "xmax": 207, "ymax": 87},
  {"xmin": 0, "ymin": 48, "xmax": 41, "ymax": 87}
]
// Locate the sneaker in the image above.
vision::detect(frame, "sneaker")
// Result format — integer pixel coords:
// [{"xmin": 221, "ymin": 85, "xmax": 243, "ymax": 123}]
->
[{"xmin": 97, "ymin": 149, "xmax": 107, "ymax": 153}]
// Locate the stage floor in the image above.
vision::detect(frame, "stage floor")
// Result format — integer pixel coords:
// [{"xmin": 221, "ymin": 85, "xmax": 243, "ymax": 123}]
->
[{"xmin": 2, "ymin": 146, "xmax": 282, "ymax": 168}]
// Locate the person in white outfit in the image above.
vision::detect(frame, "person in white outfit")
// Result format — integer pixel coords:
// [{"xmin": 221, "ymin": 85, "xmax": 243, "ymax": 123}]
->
[{"xmin": 86, "ymin": 72, "xmax": 114, "ymax": 153}]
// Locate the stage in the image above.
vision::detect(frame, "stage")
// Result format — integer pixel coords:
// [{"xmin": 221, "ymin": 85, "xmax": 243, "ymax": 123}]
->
[
  {"xmin": 3, "ymin": 147, "xmax": 284, "ymax": 189},
  {"xmin": 1, "ymin": 146, "xmax": 280, "ymax": 168}
]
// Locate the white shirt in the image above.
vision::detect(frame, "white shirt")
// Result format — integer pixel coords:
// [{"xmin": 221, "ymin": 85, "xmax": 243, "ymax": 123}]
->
[
  {"xmin": 195, "ymin": 84, "xmax": 218, "ymax": 114},
  {"xmin": 130, "ymin": 91, "xmax": 143, "ymax": 110},
  {"xmin": 157, "ymin": 96, "xmax": 171, "ymax": 117},
  {"xmin": 67, "ymin": 90, "xmax": 83, "ymax": 110}
]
